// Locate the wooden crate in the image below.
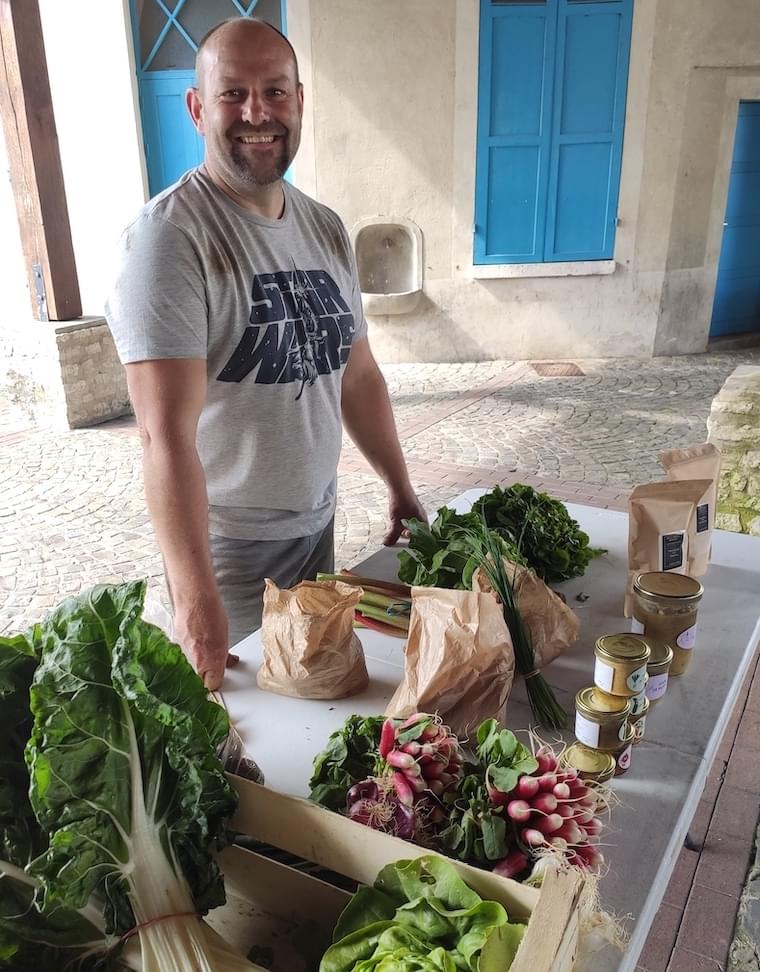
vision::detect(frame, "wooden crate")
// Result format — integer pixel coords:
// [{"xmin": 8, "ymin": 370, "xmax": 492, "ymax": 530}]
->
[{"xmin": 207, "ymin": 775, "xmax": 584, "ymax": 972}]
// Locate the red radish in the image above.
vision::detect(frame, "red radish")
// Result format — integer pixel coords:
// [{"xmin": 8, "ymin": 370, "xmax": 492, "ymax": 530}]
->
[
  {"xmin": 516, "ymin": 775, "xmax": 540, "ymax": 799},
  {"xmin": 568, "ymin": 782, "xmax": 590, "ymax": 801},
  {"xmin": 538, "ymin": 773, "xmax": 558, "ymax": 792},
  {"xmin": 386, "ymin": 750, "xmax": 415, "ymax": 770},
  {"xmin": 583, "ymin": 816, "xmax": 602, "ymax": 838},
  {"xmin": 428, "ymin": 779, "xmax": 445, "ymax": 797},
  {"xmin": 401, "ymin": 712, "xmax": 429, "ymax": 729},
  {"xmin": 557, "ymin": 821, "xmax": 583, "ymax": 846},
  {"xmin": 379, "ymin": 719, "xmax": 397, "ymax": 759},
  {"xmin": 407, "ymin": 775, "xmax": 427, "ymax": 795},
  {"xmin": 536, "ymin": 813, "xmax": 564, "ymax": 835},
  {"xmin": 404, "ymin": 761, "xmax": 422, "ymax": 778},
  {"xmin": 424, "ymin": 761, "xmax": 445, "ymax": 779},
  {"xmin": 401, "ymin": 741, "xmax": 421, "ymax": 757},
  {"xmin": 392, "ymin": 772, "xmax": 414, "ymax": 806},
  {"xmin": 574, "ymin": 808, "xmax": 595, "ymax": 826},
  {"xmin": 553, "ymin": 782, "xmax": 571, "ymax": 800},
  {"xmin": 438, "ymin": 773, "xmax": 456, "ymax": 788},
  {"xmin": 438, "ymin": 736, "xmax": 460, "ymax": 755},
  {"xmin": 521, "ymin": 828, "xmax": 547, "ymax": 847},
  {"xmin": 493, "ymin": 850, "xmax": 530, "ymax": 879},
  {"xmin": 557, "ymin": 803, "xmax": 576, "ymax": 820},
  {"xmin": 421, "ymin": 725, "xmax": 440, "ymax": 741},
  {"xmin": 418, "ymin": 754, "xmax": 434, "ymax": 766},
  {"xmin": 486, "ymin": 782, "xmax": 510, "ymax": 807},
  {"xmin": 575, "ymin": 843, "xmax": 603, "ymax": 870},
  {"xmin": 532, "ymin": 793, "xmax": 558, "ymax": 815},
  {"xmin": 550, "ymin": 836, "xmax": 569, "ymax": 852},
  {"xmin": 507, "ymin": 800, "xmax": 532, "ymax": 823},
  {"xmin": 535, "ymin": 754, "xmax": 556, "ymax": 775}
]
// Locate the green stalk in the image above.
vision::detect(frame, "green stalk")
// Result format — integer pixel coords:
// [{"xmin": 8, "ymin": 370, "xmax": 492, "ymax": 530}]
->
[
  {"xmin": 316, "ymin": 572, "xmax": 412, "ymax": 599},
  {"xmin": 458, "ymin": 521, "xmax": 567, "ymax": 730},
  {"xmin": 356, "ymin": 604, "xmax": 409, "ymax": 630}
]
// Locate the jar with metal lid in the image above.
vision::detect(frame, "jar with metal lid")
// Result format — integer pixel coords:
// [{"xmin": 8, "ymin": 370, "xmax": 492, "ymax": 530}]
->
[
  {"xmin": 575, "ymin": 687, "xmax": 631, "ymax": 751},
  {"xmin": 632, "ymin": 572, "xmax": 703, "ymax": 676},
  {"xmin": 561, "ymin": 742, "xmax": 616, "ymax": 784},
  {"xmin": 612, "ymin": 722, "xmax": 635, "ymax": 776},
  {"xmin": 628, "ymin": 695, "xmax": 649, "ymax": 743},
  {"xmin": 594, "ymin": 634, "xmax": 651, "ymax": 696},
  {"xmin": 645, "ymin": 640, "xmax": 674, "ymax": 706},
  {"xmin": 629, "ymin": 687, "xmax": 649, "ymax": 717}
]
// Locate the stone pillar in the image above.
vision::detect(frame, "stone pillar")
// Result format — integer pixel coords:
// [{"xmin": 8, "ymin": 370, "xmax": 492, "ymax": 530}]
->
[
  {"xmin": 0, "ymin": 316, "xmax": 131, "ymax": 429},
  {"xmin": 707, "ymin": 365, "xmax": 760, "ymax": 536}
]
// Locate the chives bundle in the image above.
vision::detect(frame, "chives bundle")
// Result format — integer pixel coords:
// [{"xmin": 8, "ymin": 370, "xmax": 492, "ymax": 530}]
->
[{"xmin": 459, "ymin": 522, "xmax": 568, "ymax": 730}]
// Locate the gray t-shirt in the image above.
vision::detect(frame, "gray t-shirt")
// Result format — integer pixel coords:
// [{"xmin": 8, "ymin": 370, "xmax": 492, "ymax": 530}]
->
[{"xmin": 105, "ymin": 168, "xmax": 367, "ymax": 540}]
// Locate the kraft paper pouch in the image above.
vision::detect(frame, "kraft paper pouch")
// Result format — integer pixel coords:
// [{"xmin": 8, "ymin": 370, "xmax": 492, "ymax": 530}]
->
[
  {"xmin": 257, "ymin": 579, "xmax": 369, "ymax": 699},
  {"xmin": 659, "ymin": 442, "xmax": 721, "ymax": 577},
  {"xmin": 386, "ymin": 587, "xmax": 515, "ymax": 737},
  {"xmin": 472, "ymin": 560, "xmax": 581, "ymax": 670},
  {"xmin": 625, "ymin": 480, "xmax": 713, "ymax": 617}
]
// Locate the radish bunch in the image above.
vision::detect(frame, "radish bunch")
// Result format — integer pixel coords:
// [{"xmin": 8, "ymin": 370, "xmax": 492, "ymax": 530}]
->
[
  {"xmin": 378, "ymin": 712, "xmax": 465, "ymax": 808},
  {"xmin": 488, "ymin": 746, "xmax": 605, "ymax": 875}
]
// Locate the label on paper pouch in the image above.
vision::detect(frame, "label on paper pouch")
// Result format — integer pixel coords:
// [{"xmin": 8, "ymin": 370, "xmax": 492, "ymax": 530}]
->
[
  {"xmin": 645, "ymin": 672, "xmax": 669, "ymax": 701},
  {"xmin": 677, "ymin": 624, "xmax": 697, "ymax": 650},
  {"xmin": 696, "ymin": 503, "xmax": 709, "ymax": 533},
  {"xmin": 661, "ymin": 531, "xmax": 685, "ymax": 571},
  {"xmin": 594, "ymin": 658, "xmax": 615, "ymax": 692},
  {"xmin": 630, "ymin": 618, "xmax": 645, "ymax": 634},
  {"xmin": 575, "ymin": 713, "xmax": 601, "ymax": 749}
]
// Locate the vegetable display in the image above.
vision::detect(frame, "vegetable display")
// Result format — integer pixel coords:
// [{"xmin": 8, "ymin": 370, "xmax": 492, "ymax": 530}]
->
[
  {"xmin": 310, "ymin": 713, "xmax": 609, "ymax": 883},
  {"xmin": 0, "ymin": 581, "xmax": 259, "ymax": 972},
  {"xmin": 320, "ymin": 855, "xmax": 525, "ymax": 972}
]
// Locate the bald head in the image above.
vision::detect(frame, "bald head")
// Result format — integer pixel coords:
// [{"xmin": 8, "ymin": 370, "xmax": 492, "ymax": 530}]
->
[{"xmin": 195, "ymin": 17, "xmax": 299, "ymax": 93}]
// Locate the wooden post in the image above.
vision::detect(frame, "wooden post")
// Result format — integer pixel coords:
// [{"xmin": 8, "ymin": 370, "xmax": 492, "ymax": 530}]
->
[{"xmin": 0, "ymin": 0, "xmax": 81, "ymax": 321}]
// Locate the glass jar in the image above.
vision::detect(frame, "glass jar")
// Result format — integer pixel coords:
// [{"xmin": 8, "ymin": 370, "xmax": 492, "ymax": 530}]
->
[
  {"xmin": 575, "ymin": 687, "xmax": 631, "ymax": 751},
  {"xmin": 594, "ymin": 634, "xmax": 651, "ymax": 696},
  {"xmin": 628, "ymin": 695, "xmax": 650, "ymax": 743},
  {"xmin": 632, "ymin": 572, "xmax": 703, "ymax": 676},
  {"xmin": 629, "ymin": 687, "xmax": 649, "ymax": 717},
  {"xmin": 561, "ymin": 742, "xmax": 616, "ymax": 784},
  {"xmin": 645, "ymin": 639, "xmax": 674, "ymax": 706}
]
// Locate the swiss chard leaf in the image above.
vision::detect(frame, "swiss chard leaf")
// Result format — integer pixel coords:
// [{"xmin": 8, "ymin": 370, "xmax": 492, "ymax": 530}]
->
[{"xmin": 309, "ymin": 715, "xmax": 385, "ymax": 811}]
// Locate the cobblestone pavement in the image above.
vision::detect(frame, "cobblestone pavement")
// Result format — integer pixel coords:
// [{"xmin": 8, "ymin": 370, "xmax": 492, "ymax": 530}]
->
[{"xmin": 1, "ymin": 348, "xmax": 759, "ymax": 633}]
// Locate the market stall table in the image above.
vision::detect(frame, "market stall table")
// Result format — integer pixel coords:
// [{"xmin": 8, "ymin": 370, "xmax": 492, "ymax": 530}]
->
[{"xmin": 222, "ymin": 493, "xmax": 760, "ymax": 971}]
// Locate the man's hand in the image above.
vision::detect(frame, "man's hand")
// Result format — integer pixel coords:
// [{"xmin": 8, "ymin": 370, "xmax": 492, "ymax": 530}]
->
[
  {"xmin": 383, "ymin": 489, "xmax": 427, "ymax": 546},
  {"xmin": 174, "ymin": 594, "xmax": 238, "ymax": 690}
]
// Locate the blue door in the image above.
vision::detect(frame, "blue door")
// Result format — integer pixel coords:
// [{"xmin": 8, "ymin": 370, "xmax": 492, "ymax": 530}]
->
[
  {"xmin": 710, "ymin": 101, "xmax": 760, "ymax": 337},
  {"xmin": 130, "ymin": 0, "xmax": 287, "ymax": 198}
]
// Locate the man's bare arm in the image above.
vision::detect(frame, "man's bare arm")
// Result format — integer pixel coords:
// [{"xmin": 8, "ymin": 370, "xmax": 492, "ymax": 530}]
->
[
  {"xmin": 125, "ymin": 358, "xmax": 231, "ymax": 688},
  {"xmin": 341, "ymin": 338, "xmax": 426, "ymax": 543}
]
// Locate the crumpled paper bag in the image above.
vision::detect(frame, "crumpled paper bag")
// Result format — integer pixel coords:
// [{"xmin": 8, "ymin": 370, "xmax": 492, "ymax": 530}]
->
[
  {"xmin": 386, "ymin": 586, "xmax": 515, "ymax": 736},
  {"xmin": 472, "ymin": 560, "xmax": 580, "ymax": 670},
  {"xmin": 257, "ymin": 579, "xmax": 368, "ymax": 699}
]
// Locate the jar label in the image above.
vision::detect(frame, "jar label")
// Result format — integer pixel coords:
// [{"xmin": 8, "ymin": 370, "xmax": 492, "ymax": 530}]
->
[
  {"xmin": 618, "ymin": 720, "xmax": 629, "ymax": 742},
  {"xmin": 630, "ymin": 618, "xmax": 645, "ymax": 634},
  {"xmin": 677, "ymin": 624, "xmax": 697, "ymax": 650},
  {"xmin": 633, "ymin": 715, "xmax": 646, "ymax": 740},
  {"xmin": 629, "ymin": 691, "xmax": 648, "ymax": 716},
  {"xmin": 575, "ymin": 713, "xmax": 601, "ymax": 748},
  {"xmin": 646, "ymin": 672, "xmax": 669, "ymax": 701},
  {"xmin": 594, "ymin": 658, "xmax": 615, "ymax": 692},
  {"xmin": 616, "ymin": 744, "xmax": 632, "ymax": 771},
  {"xmin": 627, "ymin": 665, "xmax": 648, "ymax": 693}
]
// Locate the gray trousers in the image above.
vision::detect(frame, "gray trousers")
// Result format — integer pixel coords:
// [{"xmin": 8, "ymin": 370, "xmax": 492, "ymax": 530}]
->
[{"xmin": 209, "ymin": 518, "xmax": 335, "ymax": 649}]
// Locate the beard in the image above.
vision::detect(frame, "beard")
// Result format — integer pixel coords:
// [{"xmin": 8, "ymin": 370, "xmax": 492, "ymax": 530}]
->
[{"xmin": 225, "ymin": 128, "xmax": 296, "ymax": 186}]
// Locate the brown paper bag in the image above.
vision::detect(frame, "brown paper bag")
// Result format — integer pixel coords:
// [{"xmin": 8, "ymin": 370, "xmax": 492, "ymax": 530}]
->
[
  {"xmin": 472, "ymin": 560, "xmax": 580, "ymax": 670},
  {"xmin": 625, "ymin": 480, "xmax": 713, "ymax": 616},
  {"xmin": 385, "ymin": 587, "xmax": 515, "ymax": 737},
  {"xmin": 659, "ymin": 442, "xmax": 721, "ymax": 577},
  {"xmin": 257, "ymin": 579, "xmax": 369, "ymax": 699}
]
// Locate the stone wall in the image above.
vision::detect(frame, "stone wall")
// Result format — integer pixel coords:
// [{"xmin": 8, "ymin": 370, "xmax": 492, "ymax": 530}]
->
[
  {"xmin": 707, "ymin": 365, "xmax": 760, "ymax": 536},
  {"xmin": 0, "ymin": 316, "xmax": 131, "ymax": 429}
]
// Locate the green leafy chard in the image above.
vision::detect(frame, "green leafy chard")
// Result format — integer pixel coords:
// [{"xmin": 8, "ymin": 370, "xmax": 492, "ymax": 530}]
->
[{"xmin": 309, "ymin": 715, "xmax": 386, "ymax": 810}]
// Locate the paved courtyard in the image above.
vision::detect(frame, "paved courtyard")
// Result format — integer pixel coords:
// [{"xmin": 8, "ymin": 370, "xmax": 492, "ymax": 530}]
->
[{"xmin": 1, "ymin": 347, "xmax": 759, "ymax": 971}]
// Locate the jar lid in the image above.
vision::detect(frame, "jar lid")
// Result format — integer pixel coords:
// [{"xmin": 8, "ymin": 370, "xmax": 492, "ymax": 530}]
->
[
  {"xmin": 576, "ymin": 686, "xmax": 631, "ymax": 723},
  {"xmin": 563, "ymin": 742, "xmax": 616, "ymax": 783},
  {"xmin": 634, "ymin": 571, "xmax": 704, "ymax": 603},
  {"xmin": 595, "ymin": 633, "xmax": 652, "ymax": 666},
  {"xmin": 646, "ymin": 638, "xmax": 674, "ymax": 670}
]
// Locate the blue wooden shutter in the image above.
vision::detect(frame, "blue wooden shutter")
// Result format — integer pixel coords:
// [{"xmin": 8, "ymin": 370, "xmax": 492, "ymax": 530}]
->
[
  {"xmin": 544, "ymin": 0, "xmax": 632, "ymax": 260},
  {"xmin": 474, "ymin": 2, "xmax": 557, "ymax": 264}
]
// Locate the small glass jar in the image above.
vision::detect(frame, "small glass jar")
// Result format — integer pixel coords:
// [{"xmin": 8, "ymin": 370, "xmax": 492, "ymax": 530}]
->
[
  {"xmin": 594, "ymin": 634, "xmax": 651, "ymax": 696},
  {"xmin": 632, "ymin": 572, "xmax": 703, "ymax": 676},
  {"xmin": 575, "ymin": 687, "xmax": 631, "ymax": 751},
  {"xmin": 645, "ymin": 640, "xmax": 674, "ymax": 706},
  {"xmin": 613, "ymin": 722, "xmax": 635, "ymax": 776},
  {"xmin": 561, "ymin": 742, "xmax": 616, "ymax": 784},
  {"xmin": 628, "ymin": 695, "xmax": 650, "ymax": 744}
]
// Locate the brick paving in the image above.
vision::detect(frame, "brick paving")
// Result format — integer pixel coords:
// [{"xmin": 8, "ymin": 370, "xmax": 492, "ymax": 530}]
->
[{"xmin": 1, "ymin": 347, "xmax": 759, "ymax": 970}]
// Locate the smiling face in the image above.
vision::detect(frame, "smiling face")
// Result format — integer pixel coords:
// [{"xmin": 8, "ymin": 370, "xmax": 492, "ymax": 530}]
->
[{"xmin": 187, "ymin": 20, "xmax": 303, "ymax": 208}]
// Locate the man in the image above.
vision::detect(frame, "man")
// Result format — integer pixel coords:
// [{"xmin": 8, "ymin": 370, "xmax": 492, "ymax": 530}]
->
[{"xmin": 106, "ymin": 17, "xmax": 425, "ymax": 690}]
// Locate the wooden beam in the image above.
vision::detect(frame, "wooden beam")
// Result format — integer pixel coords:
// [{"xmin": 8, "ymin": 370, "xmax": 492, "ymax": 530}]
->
[{"xmin": 0, "ymin": 0, "xmax": 81, "ymax": 321}]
